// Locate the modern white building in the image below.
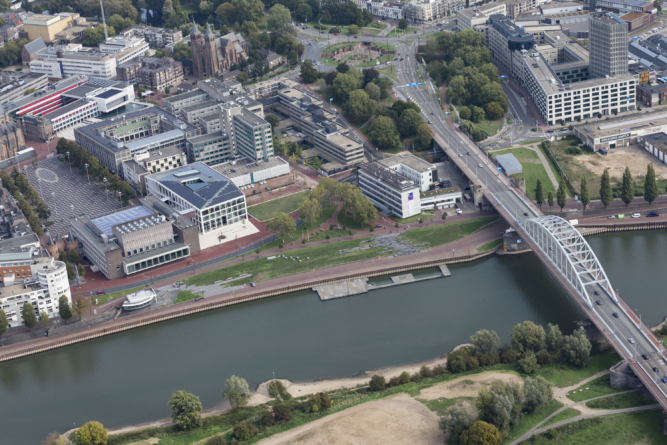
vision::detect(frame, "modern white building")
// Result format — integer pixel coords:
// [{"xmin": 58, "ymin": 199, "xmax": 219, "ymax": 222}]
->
[
  {"xmin": 358, "ymin": 154, "xmax": 461, "ymax": 218},
  {"xmin": 145, "ymin": 163, "xmax": 247, "ymax": 234},
  {"xmin": 0, "ymin": 257, "xmax": 72, "ymax": 328}
]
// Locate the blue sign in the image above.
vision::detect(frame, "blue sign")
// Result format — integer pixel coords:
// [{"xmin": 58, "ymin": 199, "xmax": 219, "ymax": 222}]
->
[
  {"xmin": 500, "ymin": 75, "xmax": 507, "ymax": 79},
  {"xmin": 517, "ymin": 239, "xmax": 522, "ymax": 243},
  {"xmin": 497, "ymin": 168, "xmax": 502, "ymax": 171},
  {"xmin": 329, "ymin": 98, "xmax": 333, "ymax": 103},
  {"xmin": 408, "ymin": 192, "xmax": 414, "ymax": 201},
  {"xmin": 445, "ymin": 112, "xmax": 450, "ymax": 115}
]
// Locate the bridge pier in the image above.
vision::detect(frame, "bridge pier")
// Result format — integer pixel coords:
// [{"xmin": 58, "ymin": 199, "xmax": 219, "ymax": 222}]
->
[{"xmin": 610, "ymin": 360, "xmax": 642, "ymax": 388}]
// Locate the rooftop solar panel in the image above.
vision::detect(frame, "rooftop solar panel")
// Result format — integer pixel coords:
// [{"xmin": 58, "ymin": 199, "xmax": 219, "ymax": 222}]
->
[
  {"xmin": 95, "ymin": 88, "xmax": 123, "ymax": 99},
  {"xmin": 92, "ymin": 206, "xmax": 153, "ymax": 235}
]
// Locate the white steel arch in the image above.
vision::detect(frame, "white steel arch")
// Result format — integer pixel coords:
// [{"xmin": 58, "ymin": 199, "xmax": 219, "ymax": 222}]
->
[{"xmin": 519, "ymin": 215, "xmax": 617, "ymax": 308}]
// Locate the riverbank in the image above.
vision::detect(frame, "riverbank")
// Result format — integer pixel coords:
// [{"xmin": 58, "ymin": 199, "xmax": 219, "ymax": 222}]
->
[{"xmin": 0, "ymin": 219, "xmax": 506, "ymax": 362}]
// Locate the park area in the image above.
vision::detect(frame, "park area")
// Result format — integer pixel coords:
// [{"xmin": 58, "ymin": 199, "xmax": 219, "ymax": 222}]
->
[
  {"xmin": 305, "ymin": 21, "xmax": 387, "ymax": 36},
  {"xmin": 320, "ymin": 42, "xmax": 396, "ymax": 68},
  {"xmin": 248, "ymin": 191, "xmax": 311, "ymax": 221},
  {"xmin": 492, "ymin": 147, "xmax": 557, "ymax": 201}
]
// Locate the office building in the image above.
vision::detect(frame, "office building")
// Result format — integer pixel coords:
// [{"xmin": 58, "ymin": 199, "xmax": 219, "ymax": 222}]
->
[
  {"xmin": 458, "ymin": 2, "xmax": 508, "ymax": 30},
  {"xmin": 359, "ymin": 154, "xmax": 461, "ymax": 218},
  {"xmin": 162, "ymin": 89, "xmax": 208, "ymax": 114},
  {"xmin": 231, "ymin": 109, "xmax": 274, "ymax": 162},
  {"xmin": 23, "ymin": 12, "xmax": 84, "ymax": 42},
  {"xmin": 69, "ymin": 196, "xmax": 200, "ymax": 279},
  {"xmin": 212, "ymin": 157, "xmax": 290, "ymax": 187},
  {"xmin": 0, "ymin": 73, "xmax": 48, "ymax": 106},
  {"xmin": 74, "ymin": 107, "xmax": 199, "ymax": 174},
  {"xmin": 594, "ymin": 0, "xmax": 655, "ymax": 15},
  {"xmin": 145, "ymin": 163, "xmax": 247, "ymax": 234},
  {"xmin": 122, "ymin": 146, "xmax": 188, "ymax": 194},
  {"xmin": 244, "ymin": 77, "xmax": 299, "ymax": 100},
  {"xmin": 117, "ymin": 57, "xmax": 184, "ymax": 89},
  {"xmin": 589, "ymin": 12, "xmax": 628, "ymax": 79},
  {"xmin": 0, "ymin": 257, "xmax": 72, "ymax": 328},
  {"xmin": 574, "ymin": 110, "xmax": 667, "ymax": 151}
]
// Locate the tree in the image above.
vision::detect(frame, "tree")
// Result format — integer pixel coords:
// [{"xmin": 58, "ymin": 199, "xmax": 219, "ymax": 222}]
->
[
  {"xmin": 398, "ymin": 18, "xmax": 408, "ymax": 30},
  {"xmin": 364, "ymin": 82, "xmax": 381, "ymax": 101},
  {"xmin": 267, "ymin": 4, "xmax": 292, "ymax": 32},
  {"xmin": 349, "ymin": 24, "xmax": 359, "ymax": 34},
  {"xmin": 343, "ymin": 89, "xmax": 376, "ymax": 124},
  {"xmin": 42, "ymin": 432, "xmax": 68, "ymax": 445},
  {"xmin": 460, "ymin": 421, "xmax": 501, "ymax": 445},
  {"xmin": 417, "ymin": 124, "xmax": 433, "ymax": 147},
  {"xmin": 511, "ymin": 321, "xmax": 545, "ymax": 354},
  {"xmin": 621, "ymin": 166, "xmax": 634, "ymax": 207},
  {"xmin": 476, "ymin": 380, "xmax": 522, "ymax": 432},
  {"xmin": 172, "ymin": 41, "xmax": 191, "ymax": 60},
  {"xmin": 39, "ymin": 310, "xmax": 49, "ymax": 327},
  {"xmin": 471, "ymin": 106, "xmax": 485, "ymax": 123},
  {"xmin": 78, "ymin": 265, "xmax": 86, "ymax": 277},
  {"xmin": 299, "ymin": 196, "xmax": 322, "ymax": 229},
  {"xmin": 71, "ymin": 297, "xmax": 90, "ymax": 321},
  {"xmin": 0, "ymin": 309, "xmax": 7, "ymax": 339},
  {"xmin": 470, "ymin": 329, "xmax": 501, "ymax": 355},
  {"xmin": 75, "ymin": 421, "xmax": 107, "ymax": 445},
  {"xmin": 223, "ymin": 375, "xmax": 252, "ymax": 409},
  {"xmin": 523, "ymin": 376, "xmax": 553, "ymax": 413},
  {"xmin": 580, "ymin": 175, "xmax": 590, "ymax": 209},
  {"xmin": 168, "ymin": 391, "xmax": 203, "ymax": 430},
  {"xmin": 58, "ymin": 295, "xmax": 72, "ymax": 324},
  {"xmin": 439, "ymin": 407, "xmax": 474, "ymax": 444},
  {"xmin": 68, "ymin": 248, "xmax": 79, "ymax": 263},
  {"xmin": 265, "ymin": 115, "xmax": 280, "ymax": 133},
  {"xmin": 266, "ymin": 213, "xmax": 296, "ymax": 243},
  {"xmin": 459, "ymin": 106, "xmax": 471, "ymax": 120},
  {"xmin": 545, "ymin": 323, "xmax": 564, "ymax": 353},
  {"xmin": 216, "ymin": 3, "xmax": 236, "ymax": 25},
  {"xmin": 241, "ymin": 21, "xmax": 259, "ymax": 37},
  {"xmin": 518, "ymin": 352, "xmax": 539, "ymax": 374},
  {"xmin": 21, "ymin": 302, "xmax": 36, "ymax": 331},
  {"xmin": 561, "ymin": 327, "xmax": 591, "ymax": 368},
  {"xmin": 299, "ymin": 59, "xmax": 318, "ymax": 83},
  {"xmin": 337, "ymin": 62, "xmax": 350, "ymax": 74},
  {"xmin": 644, "ymin": 163, "xmax": 659, "ymax": 205},
  {"xmin": 232, "ymin": 0, "xmax": 265, "ymax": 23},
  {"xmin": 547, "ymin": 191, "xmax": 553, "ymax": 210},
  {"xmin": 236, "ymin": 72, "xmax": 249, "ymax": 83},
  {"xmin": 535, "ymin": 179, "xmax": 544, "ymax": 209},
  {"xmin": 368, "ymin": 115, "xmax": 401, "ymax": 151},
  {"xmin": 486, "ymin": 102, "xmax": 504, "ymax": 120},
  {"xmin": 600, "ymin": 168, "xmax": 613, "ymax": 208},
  {"xmin": 556, "ymin": 175, "xmax": 567, "ymax": 211},
  {"xmin": 369, "ymin": 374, "xmax": 386, "ymax": 391},
  {"xmin": 233, "ymin": 421, "xmax": 256, "ymax": 440},
  {"xmin": 397, "ymin": 109, "xmax": 423, "ymax": 137}
]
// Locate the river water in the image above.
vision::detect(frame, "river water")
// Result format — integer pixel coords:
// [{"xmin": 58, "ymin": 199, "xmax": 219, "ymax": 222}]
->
[{"xmin": 1, "ymin": 231, "xmax": 665, "ymax": 444}]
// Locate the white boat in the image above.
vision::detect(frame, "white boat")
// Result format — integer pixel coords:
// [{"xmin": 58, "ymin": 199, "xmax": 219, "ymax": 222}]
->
[{"xmin": 122, "ymin": 288, "xmax": 156, "ymax": 311}]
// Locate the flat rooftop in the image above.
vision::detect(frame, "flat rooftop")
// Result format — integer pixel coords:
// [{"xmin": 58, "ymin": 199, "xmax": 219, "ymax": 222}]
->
[
  {"xmin": 63, "ymin": 85, "xmax": 100, "ymax": 98},
  {"xmin": 576, "ymin": 110, "xmax": 667, "ymax": 138},
  {"xmin": 44, "ymin": 99, "xmax": 93, "ymax": 119},
  {"xmin": 162, "ymin": 89, "xmax": 207, "ymax": 104},
  {"xmin": 379, "ymin": 154, "xmax": 434, "ymax": 173},
  {"xmin": 359, "ymin": 162, "xmax": 417, "ymax": 192},
  {"xmin": 142, "ymin": 145, "xmax": 185, "ymax": 162},
  {"xmin": 92, "ymin": 206, "xmax": 154, "ymax": 236},
  {"xmin": 181, "ymin": 100, "xmax": 217, "ymax": 113},
  {"xmin": 234, "ymin": 109, "xmax": 268, "ymax": 128},
  {"xmin": 212, "ymin": 157, "xmax": 287, "ymax": 178},
  {"xmin": 125, "ymin": 129, "xmax": 185, "ymax": 151},
  {"xmin": 188, "ymin": 132, "xmax": 228, "ymax": 144},
  {"xmin": 591, "ymin": 12, "xmax": 626, "ymax": 26}
]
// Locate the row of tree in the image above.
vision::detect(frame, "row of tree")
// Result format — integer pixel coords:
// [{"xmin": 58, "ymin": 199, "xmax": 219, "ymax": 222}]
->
[
  {"xmin": 0, "ymin": 294, "xmax": 84, "ymax": 341},
  {"xmin": 535, "ymin": 163, "xmax": 662, "ymax": 212},
  {"xmin": 56, "ymin": 138, "xmax": 135, "ymax": 204},
  {"xmin": 0, "ymin": 169, "xmax": 46, "ymax": 236}
]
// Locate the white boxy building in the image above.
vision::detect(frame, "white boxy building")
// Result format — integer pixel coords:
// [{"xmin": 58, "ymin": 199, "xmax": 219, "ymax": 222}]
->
[
  {"xmin": 359, "ymin": 154, "xmax": 461, "ymax": 218},
  {"xmin": 0, "ymin": 257, "xmax": 72, "ymax": 328}
]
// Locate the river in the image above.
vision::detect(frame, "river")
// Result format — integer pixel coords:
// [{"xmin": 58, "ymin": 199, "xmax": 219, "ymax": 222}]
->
[{"xmin": 0, "ymin": 231, "xmax": 665, "ymax": 444}]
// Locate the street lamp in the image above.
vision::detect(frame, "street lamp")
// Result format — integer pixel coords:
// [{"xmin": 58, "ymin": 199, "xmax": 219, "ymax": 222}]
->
[
  {"xmin": 51, "ymin": 191, "xmax": 57, "ymax": 215},
  {"xmin": 37, "ymin": 178, "xmax": 43, "ymax": 200},
  {"xmin": 84, "ymin": 163, "xmax": 90, "ymax": 185},
  {"xmin": 103, "ymin": 177, "xmax": 109, "ymax": 200},
  {"xmin": 117, "ymin": 191, "xmax": 123, "ymax": 209},
  {"xmin": 66, "ymin": 151, "xmax": 71, "ymax": 173}
]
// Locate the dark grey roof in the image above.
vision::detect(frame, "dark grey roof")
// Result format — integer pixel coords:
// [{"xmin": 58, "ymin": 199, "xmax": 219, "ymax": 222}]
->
[
  {"xmin": 44, "ymin": 99, "xmax": 93, "ymax": 119},
  {"xmin": 148, "ymin": 163, "xmax": 243, "ymax": 209},
  {"xmin": 23, "ymin": 37, "xmax": 46, "ymax": 55},
  {"xmin": 190, "ymin": 17, "xmax": 200, "ymax": 36}
]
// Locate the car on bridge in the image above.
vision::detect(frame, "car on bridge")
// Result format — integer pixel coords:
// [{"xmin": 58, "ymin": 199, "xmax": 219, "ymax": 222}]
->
[
  {"xmin": 647, "ymin": 212, "xmax": 660, "ymax": 217},
  {"xmin": 632, "ymin": 213, "xmax": 641, "ymax": 218}
]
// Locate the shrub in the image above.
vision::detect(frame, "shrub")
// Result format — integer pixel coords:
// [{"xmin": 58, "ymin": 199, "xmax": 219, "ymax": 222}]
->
[
  {"xmin": 370, "ymin": 226, "xmax": 374, "ymax": 232},
  {"xmin": 279, "ymin": 243, "xmax": 283, "ymax": 248},
  {"xmin": 273, "ymin": 403, "xmax": 291, "ymax": 422},
  {"xmin": 301, "ymin": 238, "xmax": 306, "ymax": 244},
  {"xmin": 207, "ymin": 436, "xmax": 227, "ymax": 445},
  {"xmin": 466, "ymin": 355, "xmax": 480, "ymax": 371},
  {"xmin": 307, "ymin": 392, "xmax": 332, "ymax": 412},
  {"xmin": 411, "ymin": 372, "xmax": 422, "ymax": 382},
  {"xmin": 518, "ymin": 352, "xmax": 540, "ymax": 374},
  {"xmin": 262, "ymin": 411, "xmax": 275, "ymax": 427},
  {"xmin": 447, "ymin": 348, "xmax": 469, "ymax": 373},
  {"xmin": 661, "ymin": 323, "xmax": 667, "ymax": 335},
  {"xmin": 233, "ymin": 421, "xmax": 256, "ymax": 440},
  {"xmin": 268, "ymin": 380, "xmax": 291, "ymax": 400},
  {"xmin": 478, "ymin": 353, "xmax": 500, "ymax": 367},
  {"xmin": 325, "ymin": 234, "xmax": 330, "ymax": 239},
  {"xmin": 369, "ymin": 374, "xmax": 386, "ymax": 391},
  {"xmin": 420, "ymin": 365, "xmax": 434, "ymax": 378},
  {"xmin": 501, "ymin": 349, "xmax": 519, "ymax": 364},
  {"xmin": 398, "ymin": 371, "xmax": 410, "ymax": 384},
  {"xmin": 418, "ymin": 218, "xmax": 423, "ymax": 224},
  {"xmin": 389, "ymin": 376, "xmax": 400, "ymax": 387},
  {"xmin": 442, "ymin": 214, "xmax": 447, "ymax": 220},
  {"xmin": 395, "ymin": 222, "xmax": 399, "ymax": 228},
  {"xmin": 433, "ymin": 365, "xmax": 446, "ymax": 375},
  {"xmin": 536, "ymin": 350, "xmax": 552, "ymax": 365}
]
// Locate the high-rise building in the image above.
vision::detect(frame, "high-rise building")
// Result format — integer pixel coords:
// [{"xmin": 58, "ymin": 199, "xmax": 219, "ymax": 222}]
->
[{"xmin": 589, "ymin": 12, "xmax": 628, "ymax": 79}]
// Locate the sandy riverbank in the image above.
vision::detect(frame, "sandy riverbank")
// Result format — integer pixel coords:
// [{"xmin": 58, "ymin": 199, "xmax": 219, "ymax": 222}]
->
[{"xmin": 106, "ymin": 345, "xmax": 472, "ymax": 437}]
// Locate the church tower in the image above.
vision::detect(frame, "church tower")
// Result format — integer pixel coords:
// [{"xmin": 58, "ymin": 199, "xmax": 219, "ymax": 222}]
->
[
  {"xmin": 190, "ymin": 18, "xmax": 204, "ymax": 78},
  {"xmin": 202, "ymin": 23, "xmax": 220, "ymax": 77}
]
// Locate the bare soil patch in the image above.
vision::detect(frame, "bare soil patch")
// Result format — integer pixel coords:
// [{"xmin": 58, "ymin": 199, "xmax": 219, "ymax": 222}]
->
[
  {"xmin": 126, "ymin": 439, "xmax": 159, "ymax": 445},
  {"xmin": 576, "ymin": 145, "xmax": 667, "ymax": 180},
  {"xmin": 417, "ymin": 372, "xmax": 523, "ymax": 400},
  {"xmin": 257, "ymin": 393, "xmax": 443, "ymax": 445}
]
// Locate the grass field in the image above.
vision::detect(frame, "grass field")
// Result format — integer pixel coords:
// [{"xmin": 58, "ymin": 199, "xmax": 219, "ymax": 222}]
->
[
  {"xmin": 248, "ymin": 191, "xmax": 310, "ymax": 221},
  {"xmin": 421, "ymin": 396, "xmax": 473, "ymax": 416},
  {"xmin": 261, "ymin": 202, "xmax": 338, "ymax": 251},
  {"xmin": 475, "ymin": 117, "xmax": 505, "ymax": 138},
  {"xmin": 386, "ymin": 27, "xmax": 419, "ymax": 37},
  {"xmin": 379, "ymin": 67, "xmax": 399, "ymax": 81},
  {"xmin": 389, "ymin": 212, "xmax": 435, "ymax": 224},
  {"xmin": 503, "ymin": 400, "xmax": 563, "ymax": 445},
  {"xmin": 478, "ymin": 238, "xmax": 502, "ymax": 252},
  {"xmin": 541, "ymin": 408, "xmax": 581, "ymax": 428},
  {"xmin": 493, "ymin": 147, "xmax": 557, "ymax": 201},
  {"xmin": 585, "ymin": 391, "xmax": 656, "ymax": 409},
  {"xmin": 520, "ymin": 139, "xmax": 544, "ymax": 145},
  {"xmin": 93, "ymin": 285, "xmax": 144, "ymax": 306},
  {"xmin": 532, "ymin": 410, "xmax": 665, "ymax": 445},
  {"xmin": 397, "ymin": 217, "xmax": 498, "ymax": 248},
  {"xmin": 175, "ymin": 290, "xmax": 203, "ymax": 304},
  {"xmin": 534, "ymin": 352, "xmax": 621, "ymax": 388},
  {"xmin": 566, "ymin": 375, "xmax": 628, "ymax": 402}
]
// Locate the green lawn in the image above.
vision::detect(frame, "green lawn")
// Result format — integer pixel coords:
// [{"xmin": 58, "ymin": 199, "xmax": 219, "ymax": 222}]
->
[
  {"xmin": 322, "ymin": 42, "xmax": 357, "ymax": 53},
  {"xmin": 379, "ymin": 67, "xmax": 398, "ymax": 82},
  {"xmin": 93, "ymin": 285, "xmax": 145, "ymax": 306},
  {"xmin": 397, "ymin": 217, "xmax": 499, "ymax": 248},
  {"xmin": 389, "ymin": 212, "xmax": 435, "ymax": 224},
  {"xmin": 175, "ymin": 290, "xmax": 203, "ymax": 304},
  {"xmin": 185, "ymin": 236, "xmax": 385, "ymax": 287},
  {"xmin": 421, "ymin": 396, "xmax": 474, "ymax": 416},
  {"xmin": 532, "ymin": 352, "xmax": 621, "ymax": 388},
  {"xmin": 585, "ymin": 391, "xmax": 656, "ymax": 410},
  {"xmin": 477, "ymin": 238, "xmax": 502, "ymax": 252},
  {"xmin": 502, "ymin": 400, "xmax": 563, "ymax": 445},
  {"xmin": 509, "ymin": 163, "xmax": 557, "ymax": 201},
  {"xmin": 262, "ymin": 202, "xmax": 338, "ymax": 251},
  {"xmin": 532, "ymin": 410, "xmax": 666, "ymax": 445},
  {"xmin": 248, "ymin": 191, "xmax": 311, "ymax": 221},
  {"xmin": 475, "ymin": 117, "xmax": 505, "ymax": 137},
  {"xmin": 566, "ymin": 375, "xmax": 627, "ymax": 402},
  {"xmin": 386, "ymin": 27, "xmax": 419, "ymax": 37},
  {"xmin": 493, "ymin": 147, "xmax": 539, "ymax": 159},
  {"xmin": 520, "ymin": 139, "xmax": 544, "ymax": 145},
  {"xmin": 541, "ymin": 408, "xmax": 581, "ymax": 428}
]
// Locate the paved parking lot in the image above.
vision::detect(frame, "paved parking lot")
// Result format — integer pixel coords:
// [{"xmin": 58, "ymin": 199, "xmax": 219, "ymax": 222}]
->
[
  {"xmin": 24, "ymin": 156, "xmax": 127, "ymax": 237},
  {"xmin": 434, "ymin": 155, "xmax": 478, "ymax": 214}
]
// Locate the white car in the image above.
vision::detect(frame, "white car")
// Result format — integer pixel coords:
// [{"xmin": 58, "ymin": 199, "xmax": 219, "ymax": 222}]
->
[
  {"xmin": 478, "ymin": 163, "xmax": 483, "ymax": 168},
  {"xmin": 631, "ymin": 212, "xmax": 641, "ymax": 218},
  {"xmin": 456, "ymin": 208, "xmax": 462, "ymax": 214},
  {"xmin": 629, "ymin": 338, "xmax": 635, "ymax": 344}
]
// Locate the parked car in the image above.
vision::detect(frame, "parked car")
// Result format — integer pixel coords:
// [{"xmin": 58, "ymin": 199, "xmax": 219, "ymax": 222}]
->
[
  {"xmin": 375, "ymin": 224, "xmax": 382, "ymax": 228},
  {"xmin": 594, "ymin": 290, "xmax": 600, "ymax": 295},
  {"xmin": 456, "ymin": 208, "xmax": 462, "ymax": 214},
  {"xmin": 647, "ymin": 212, "xmax": 660, "ymax": 217},
  {"xmin": 613, "ymin": 312, "xmax": 619, "ymax": 318},
  {"xmin": 97, "ymin": 290, "xmax": 105, "ymax": 295},
  {"xmin": 354, "ymin": 36, "xmax": 358, "ymax": 39},
  {"xmin": 250, "ymin": 282, "xmax": 256, "ymax": 287}
]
